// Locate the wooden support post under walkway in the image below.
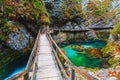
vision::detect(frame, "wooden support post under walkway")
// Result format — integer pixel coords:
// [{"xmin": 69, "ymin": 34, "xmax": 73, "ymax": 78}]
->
[{"xmin": 36, "ymin": 34, "xmax": 62, "ymax": 80}]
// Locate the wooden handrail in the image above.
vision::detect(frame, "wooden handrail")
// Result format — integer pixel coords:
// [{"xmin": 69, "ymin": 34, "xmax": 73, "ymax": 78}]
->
[
  {"xmin": 26, "ymin": 30, "xmax": 40, "ymax": 70},
  {"xmin": 8, "ymin": 31, "xmax": 41, "ymax": 80},
  {"xmin": 8, "ymin": 70, "xmax": 28, "ymax": 80},
  {"xmin": 10, "ymin": 30, "xmax": 98, "ymax": 80},
  {"xmin": 47, "ymin": 34, "xmax": 69, "ymax": 79},
  {"xmin": 47, "ymin": 33, "xmax": 97, "ymax": 80}
]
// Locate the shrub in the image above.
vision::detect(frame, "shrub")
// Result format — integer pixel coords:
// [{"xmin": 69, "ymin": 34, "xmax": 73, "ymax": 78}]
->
[
  {"xmin": 0, "ymin": 0, "xmax": 50, "ymax": 25},
  {"xmin": 62, "ymin": 4, "xmax": 84, "ymax": 20},
  {"xmin": 0, "ymin": 19, "xmax": 9, "ymax": 42},
  {"xmin": 101, "ymin": 43, "xmax": 115, "ymax": 57},
  {"xmin": 111, "ymin": 23, "xmax": 120, "ymax": 35}
]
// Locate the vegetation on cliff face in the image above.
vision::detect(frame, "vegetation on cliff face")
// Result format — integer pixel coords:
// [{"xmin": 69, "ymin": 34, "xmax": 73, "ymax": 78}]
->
[
  {"xmin": 61, "ymin": 0, "xmax": 85, "ymax": 22},
  {"xmin": 85, "ymin": 0, "xmax": 118, "ymax": 26},
  {"xmin": 0, "ymin": 0, "xmax": 50, "ymax": 24},
  {"xmin": 62, "ymin": 4, "xmax": 84, "ymax": 20},
  {"xmin": 0, "ymin": 19, "xmax": 9, "ymax": 42},
  {"xmin": 0, "ymin": 0, "xmax": 50, "ymax": 44},
  {"xmin": 87, "ymin": 0, "xmax": 111, "ymax": 16},
  {"xmin": 111, "ymin": 23, "xmax": 120, "ymax": 35},
  {"xmin": 101, "ymin": 43, "xmax": 115, "ymax": 57},
  {"xmin": 47, "ymin": 0, "xmax": 120, "ymax": 26}
]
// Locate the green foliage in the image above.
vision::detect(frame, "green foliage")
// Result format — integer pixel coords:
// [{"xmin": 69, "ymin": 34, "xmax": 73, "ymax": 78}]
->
[
  {"xmin": 111, "ymin": 23, "xmax": 120, "ymax": 35},
  {"xmin": 108, "ymin": 56, "xmax": 120, "ymax": 65},
  {"xmin": 31, "ymin": 0, "xmax": 50, "ymax": 24},
  {"xmin": 62, "ymin": 3, "xmax": 84, "ymax": 20},
  {"xmin": 108, "ymin": 57, "xmax": 116, "ymax": 65},
  {"xmin": 0, "ymin": 19, "xmax": 9, "ymax": 42},
  {"xmin": 101, "ymin": 43, "xmax": 115, "ymax": 57},
  {"xmin": 64, "ymin": 0, "xmax": 82, "ymax": 5},
  {"xmin": 87, "ymin": 0, "xmax": 112, "ymax": 16},
  {"xmin": 0, "ymin": 0, "xmax": 50, "ymax": 25}
]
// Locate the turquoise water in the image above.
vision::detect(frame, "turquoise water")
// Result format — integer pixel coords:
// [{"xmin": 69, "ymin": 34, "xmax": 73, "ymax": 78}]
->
[
  {"xmin": 4, "ymin": 67, "xmax": 25, "ymax": 80},
  {"xmin": 80, "ymin": 40, "xmax": 106, "ymax": 48},
  {"xmin": 63, "ymin": 40, "xmax": 106, "ymax": 68},
  {"xmin": 2, "ymin": 53, "xmax": 30, "ymax": 80}
]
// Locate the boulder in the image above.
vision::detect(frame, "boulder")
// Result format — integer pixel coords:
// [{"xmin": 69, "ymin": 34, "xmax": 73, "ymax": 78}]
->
[
  {"xmin": 86, "ymin": 30, "xmax": 97, "ymax": 40},
  {"xmin": 6, "ymin": 21, "xmax": 33, "ymax": 50}
]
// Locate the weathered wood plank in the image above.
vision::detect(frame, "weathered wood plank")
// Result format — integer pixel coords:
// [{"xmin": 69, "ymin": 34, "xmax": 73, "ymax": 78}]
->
[{"xmin": 36, "ymin": 34, "xmax": 62, "ymax": 80}]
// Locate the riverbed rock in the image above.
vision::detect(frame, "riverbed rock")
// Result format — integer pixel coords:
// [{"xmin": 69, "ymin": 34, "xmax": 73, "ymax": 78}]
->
[
  {"xmin": 43, "ymin": 0, "xmax": 64, "ymax": 22},
  {"xmin": 56, "ymin": 32, "xmax": 67, "ymax": 43},
  {"xmin": 73, "ymin": 45, "xmax": 82, "ymax": 51}
]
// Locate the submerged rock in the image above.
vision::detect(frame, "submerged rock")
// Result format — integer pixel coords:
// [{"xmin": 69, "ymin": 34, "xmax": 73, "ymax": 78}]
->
[
  {"xmin": 72, "ymin": 45, "xmax": 83, "ymax": 52},
  {"xmin": 86, "ymin": 48, "xmax": 102, "ymax": 58}
]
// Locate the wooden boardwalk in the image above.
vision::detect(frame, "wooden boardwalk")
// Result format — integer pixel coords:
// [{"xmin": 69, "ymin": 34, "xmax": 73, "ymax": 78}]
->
[{"xmin": 36, "ymin": 34, "xmax": 62, "ymax": 80}]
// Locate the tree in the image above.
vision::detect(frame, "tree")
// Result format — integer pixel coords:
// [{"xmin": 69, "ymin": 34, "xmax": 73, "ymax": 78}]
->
[
  {"xmin": 61, "ymin": 0, "xmax": 84, "ymax": 21},
  {"xmin": 86, "ymin": 0, "xmax": 116, "ymax": 25},
  {"xmin": 0, "ymin": 0, "xmax": 50, "ymax": 25}
]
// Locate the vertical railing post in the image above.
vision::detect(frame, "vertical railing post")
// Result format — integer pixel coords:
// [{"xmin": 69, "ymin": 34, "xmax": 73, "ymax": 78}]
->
[{"xmin": 71, "ymin": 69, "xmax": 75, "ymax": 80}]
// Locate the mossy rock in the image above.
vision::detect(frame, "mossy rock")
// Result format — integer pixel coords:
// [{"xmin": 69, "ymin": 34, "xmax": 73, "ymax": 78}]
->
[{"xmin": 86, "ymin": 48, "xmax": 102, "ymax": 58}]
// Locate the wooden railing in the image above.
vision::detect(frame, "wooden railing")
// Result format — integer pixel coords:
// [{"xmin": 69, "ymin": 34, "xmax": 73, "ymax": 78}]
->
[
  {"xmin": 9, "ymin": 31, "xmax": 41, "ymax": 80},
  {"xmin": 47, "ymin": 33, "xmax": 98, "ymax": 80},
  {"xmin": 9, "ymin": 30, "xmax": 98, "ymax": 80},
  {"xmin": 25, "ymin": 30, "xmax": 41, "ymax": 80}
]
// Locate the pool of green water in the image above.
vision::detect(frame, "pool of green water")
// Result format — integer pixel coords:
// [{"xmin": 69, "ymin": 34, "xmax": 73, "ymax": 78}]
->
[{"xmin": 62, "ymin": 40, "xmax": 106, "ymax": 68}]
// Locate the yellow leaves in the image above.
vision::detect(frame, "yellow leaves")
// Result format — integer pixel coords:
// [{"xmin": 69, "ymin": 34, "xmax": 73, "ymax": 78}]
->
[
  {"xmin": 6, "ymin": 22, "xmax": 14, "ymax": 27},
  {"xmin": 86, "ymin": 0, "xmax": 114, "ymax": 24},
  {"xmin": 106, "ymin": 10, "xmax": 116, "ymax": 20},
  {"xmin": 40, "ymin": 14, "xmax": 50, "ymax": 24},
  {"xmin": 16, "ymin": 8, "xmax": 21, "ymax": 14},
  {"xmin": 64, "ymin": 11, "xmax": 70, "ymax": 17},
  {"xmin": 11, "ymin": 28, "xmax": 17, "ymax": 32},
  {"xmin": 87, "ymin": 2, "xmax": 95, "ymax": 10},
  {"xmin": 111, "ymin": 22, "xmax": 120, "ymax": 35},
  {"xmin": 103, "ymin": 0, "xmax": 110, "ymax": 6},
  {"xmin": 62, "ymin": 4, "xmax": 84, "ymax": 20}
]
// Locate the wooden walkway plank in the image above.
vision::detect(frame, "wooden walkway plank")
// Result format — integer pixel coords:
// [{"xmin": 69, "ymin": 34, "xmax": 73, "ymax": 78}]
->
[{"xmin": 36, "ymin": 34, "xmax": 62, "ymax": 80}]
